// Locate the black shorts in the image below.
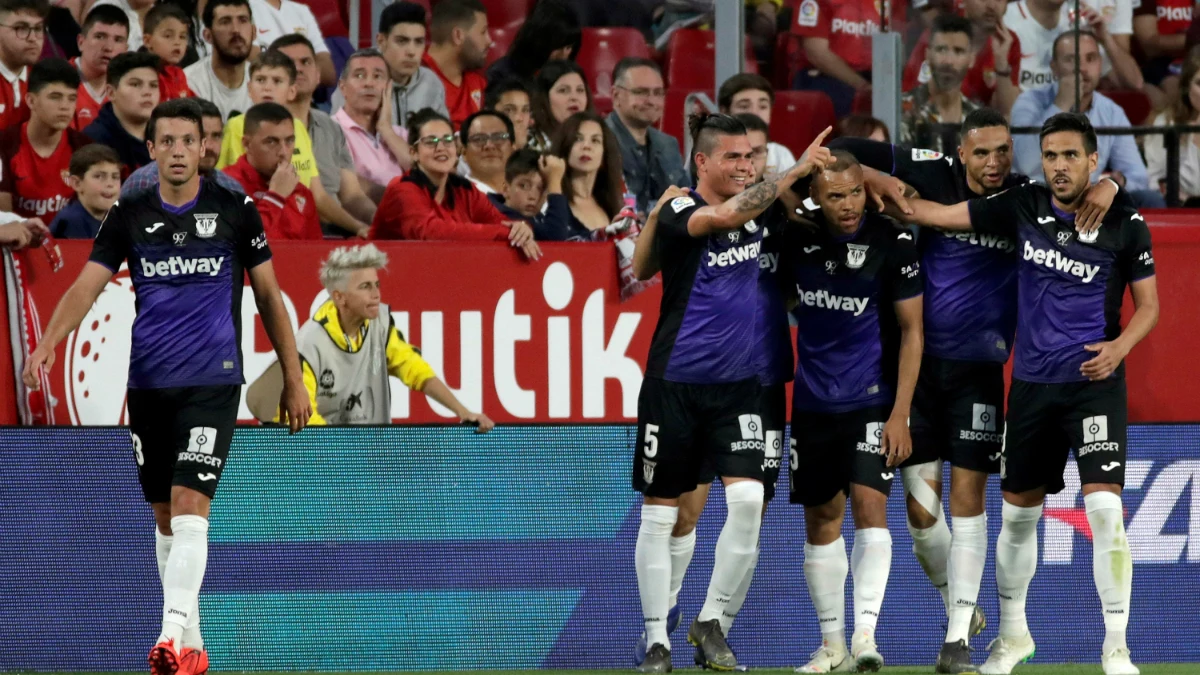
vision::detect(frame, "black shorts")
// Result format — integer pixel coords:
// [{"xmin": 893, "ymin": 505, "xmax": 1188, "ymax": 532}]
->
[
  {"xmin": 697, "ymin": 382, "xmax": 787, "ymax": 501},
  {"xmin": 127, "ymin": 385, "xmax": 240, "ymax": 503},
  {"xmin": 789, "ymin": 406, "xmax": 895, "ymax": 507},
  {"xmin": 633, "ymin": 377, "xmax": 765, "ymax": 499},
  {"xmin": 906, "ymin": 356, "xmax": 1004, "ymax": 474},
  {"xmin": 1001, "ymin": 378, "xmax": 1128, "ymax": 495}
]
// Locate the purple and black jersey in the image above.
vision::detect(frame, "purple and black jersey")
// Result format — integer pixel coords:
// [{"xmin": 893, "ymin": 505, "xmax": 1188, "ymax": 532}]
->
[
  {"xmin": 785, "ymin": 212, "xmax": 923, "ymax": 413},
  {"xmin": 754, "ymin": 203, "xmax": 794, "ymax": 387},
  {"xmin": 645, "ymin": 190, "xmax": 764, "ymax": 384},
  {"xmin": 828, "ymin": 138, "xmax": 1023, "ymax": 363},
  {"xmin": 89, "ymin": 179, "xmax": 273, "ymax": 389},
  {"xmin": 968, "ymin": 182, "xmax": 1154, "ymax": 383}
]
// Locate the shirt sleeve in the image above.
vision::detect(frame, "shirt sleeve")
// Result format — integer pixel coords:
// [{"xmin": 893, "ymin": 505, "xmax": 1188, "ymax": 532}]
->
[
  {"xmin": 1133, "ymin": 0, "xmax": 1155, "ymax": 17},
  {"xmin": 792, "ymin": 0, "xmax": 830, "ymax": 38},
  {"xmin": 1103, "ymin": 105, "xmax": 1150, "ymax": 191},
  {"xmin": 1121, "ymin": 214, "xmax": 1155, "ymax": 281},
  {"xmin": 966, "ymin": 183, "xmax": 1031, "ymax": 237},
  {"xmin": 88, "ymin": 199, "xmax": 131, "ymax": 271},
  {"xmin": 235, "ymin": 194, "xmax": 273, "ymax": 268},
  {"xmin": 1009, "ymin": 91, "xmax": 1050, "ymax": 181},
  {"xmin": 217, "ymin": 117, "xmax": 242, "ymax": 170},
  {"xmin": 533, "ymin": 193, "xmax": 572, "ymax": 241},
  {"xmin": 0, "ymin": 139, "xmax": 14, "ymax": 194},
  {"xmin": 386, "ymin": 318, "xmax": 436, "ymax": 390},
  {"xmin": 656, "ymin": 193, "xmax": 703, "ymax": 239},
  {"xmin": 889, "ymin": 228, "xmax": 924, "ymax": 301},
  {"xmin": 1109, "ymin": 0, "xmax": 1134, "ymax": 35},
  {"xmin": 1144, "ymin": 114, "xmax": 1167, "ymax": 186}
]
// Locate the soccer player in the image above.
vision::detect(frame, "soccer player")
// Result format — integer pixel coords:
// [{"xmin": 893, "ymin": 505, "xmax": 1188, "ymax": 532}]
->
[
  {"xmin": 123, "ymin": 97, "xmax": 246, "ymax": 197},
  {"xmin": 0, "ymin": 58, "xmax": 91, "ymax": 225},
  {"xmin": 21, "ymin": 97, "xmax": 312, "ymax": 675},
  {"xmin": 902, "ymin": 112, "xmax": 1158, "ymax": 675},
  {"xmin": 72, "ymin": 4, "xmax": 130, "ymax": 130},
  {"xmin": 828, "ymin": 108, "xmax": 1119, "ymax": 672},
  {"xmin": 632, "ymin": 112, "xmax": 830, "ymax": 674},
  {"xmin": 630, "ymin": 113, "xmax": 801, "ymax": 670},
  {"xmin": 786, "ymin": 150, "xmax": 924, "ymax": 674}
]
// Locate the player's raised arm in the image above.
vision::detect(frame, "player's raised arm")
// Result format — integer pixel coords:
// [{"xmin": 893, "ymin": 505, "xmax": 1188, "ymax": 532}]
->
[
  {"xmin": 22, "ymin": 261, "xmax": 115, "ymax": 388},
  {"xmin": 904, "ymin": 198, "xmax": 973, "ymax": 231},
  {"xmin": 683, "ymin": 120, "xmax": 832, "ymax": 237}
]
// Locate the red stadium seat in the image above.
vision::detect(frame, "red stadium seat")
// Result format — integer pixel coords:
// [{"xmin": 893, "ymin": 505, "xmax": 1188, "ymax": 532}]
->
[
  {"xmin": 770, "ymin": 90, "xmax": 835, "ymax": 158},
  {"xmin": 658, "ymin": 88, "xmax": 698, "ymax": 155},
  {"xmin": 303, "ymin": 0, "xmax": 348, "ymax": 40},
  {"xmin": 664, "ymin": 29, "xmax": 758, "ymax": 92},
  {"xmin": 576, "ymin": 28, "xmax": 652, "ymax": 115},
  {"xmin": 771, "ymin": 31, "xmax": 795, "ymax": 91},
  {"xmin": 482, "ymin": 0, "xmax": 534, "ymax": 29},
  {"xmin": 851, "ymin": 88, "xmax": 872, "ymax": 114},
  {"xmin": 1103, "ymin": 88, "xmax": 1154, "ymax": 125},
  {"xmin": 487, "ymin": 23, "xmax": 517, "ymax": 67}
]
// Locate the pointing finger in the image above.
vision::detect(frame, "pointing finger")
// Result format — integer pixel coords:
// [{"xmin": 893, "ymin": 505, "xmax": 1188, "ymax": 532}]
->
[{"xmin": 810, "ymin": 126, "xmax": 833, "ymax": 149}]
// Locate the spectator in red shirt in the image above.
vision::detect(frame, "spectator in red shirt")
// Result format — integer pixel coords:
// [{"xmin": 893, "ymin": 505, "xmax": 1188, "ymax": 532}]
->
[
  {"xmin": 1134, "ymin": 0, "xmax": 1193, "ymax": 108},
  {"xmin": 223, "ymin": 102, "xmax": 322, "ymax": 240},
  {"xmin": 0, "ymin": 58, "xmax": 92, "ymax": 225},
  {"xmin": 0, "ymin": 0, "xmax": 50, "ymax": 130},
  {"xmin": 530, "ymin": 60, "xmax": 594, "ymax": 151},
  {"xmin": 903, "ymin": 0, "xmax": 1021, "ymax": 114},
  {"xmin": 370, "ymin": 107, "xmax": 541, "ymax": 259},
  {"xmin": 423, "ymin": 0, "xmax": 492, "ymax": 130},
  {"xmin": 72, "ymin": 5, "xmax": 129, "ymax": 131},
  {"xmin": 792, "ymin": 0, "xmax": 902, "ymax": 116},
  {"xmin": 143, "ymin": 3, "xmax": 194, "ymax": 101}
]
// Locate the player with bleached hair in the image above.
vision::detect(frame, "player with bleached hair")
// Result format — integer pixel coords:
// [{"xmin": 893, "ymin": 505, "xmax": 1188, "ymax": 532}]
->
[{"xmin": 249, "ymin": 243, "xmax": 494, "ymax": 430}]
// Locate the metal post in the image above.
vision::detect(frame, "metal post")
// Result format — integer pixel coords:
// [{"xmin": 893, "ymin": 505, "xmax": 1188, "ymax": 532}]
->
[
  {"xmin": 713, "ymin": 0, "xmax": 745, "ymax": 99},
  {"xmin": 1165, "ymin": 128, "xmax": 1181, "ymax": 208},
  {"xmin": 349, "ymin": 0, "xmax": 360, "ymax": 49},
  {"xmin": 872, "ymin": 32, "xmax": 903, "ymax": 142}
]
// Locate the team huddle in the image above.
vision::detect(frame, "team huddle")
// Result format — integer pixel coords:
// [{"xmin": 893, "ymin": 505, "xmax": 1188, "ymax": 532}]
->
[{"xmin": 630, "ymin": 109, "xmax": 1158, "ymax": 675}]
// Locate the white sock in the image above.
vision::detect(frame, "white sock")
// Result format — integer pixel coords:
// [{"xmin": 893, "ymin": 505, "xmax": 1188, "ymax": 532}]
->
[
  {"xmin": 668, "ymin": 531, "xmax": 697, "ymax": 610},
  {"xmin": 995, "ymin": 502, "xmax": 1042, "ymax": 639},
  {"xmin": 1085, "ymin": 492, "xmax": 1131, "ymax": 653},
  {"xmin": 697, "ymin": 481, "xmax": 763, "ymax": 624},
  {"xmin": 159, "ymin": 515, "xmax": 209, "ymax": 646},
  {"xmin": 946, "ymin": 514, "xmax": 988, "ymax": 644},
  {"xmin": 805, "ymin": 537, "xmax": 849, "ymax": 650},
  {"xmin": 719, "ymin": 546, "xmax": 758, "ymax": 635},
  {"xmin": 908, "ymin": 517, "xmax": 952, "ymax": 615},
  {"xmin": 155, "ymin": 528, "xmax": 173, "ymax": 585},
  {"xmin": 851, "ymin": 528, "xmax": 892, "ymax": 637},
  {"xmin": 636, "ymin": 505, "xmax": 678, "ymax": 649},
  {"xmin": 156, "ymin": 528, "xmax": 202, "ymax": 649}
]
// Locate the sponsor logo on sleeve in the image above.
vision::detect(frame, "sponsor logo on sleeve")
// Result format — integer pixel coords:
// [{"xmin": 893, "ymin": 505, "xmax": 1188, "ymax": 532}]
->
[
  {"xmin": 670, "ymin": 196, "xmax": 695, "ymax": 213},
  {"xmin": 797, "ymin": 0, "xmax": 819, "ymax": 27},
  {"xmin": 911, "ymin": 148, "xmax": 943, "ymax": 161}
]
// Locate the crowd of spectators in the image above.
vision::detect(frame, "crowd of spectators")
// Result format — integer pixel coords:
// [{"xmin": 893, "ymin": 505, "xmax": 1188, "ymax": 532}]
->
[{"xmin": 6, "ymin": 0, "xmax": 1200, "ymax": 254}]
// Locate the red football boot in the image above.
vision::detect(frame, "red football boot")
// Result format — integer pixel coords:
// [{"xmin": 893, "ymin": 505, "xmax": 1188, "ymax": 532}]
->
[{"xmin": 148, "ymin": 638, "xmax": 181, "ymax": 675}]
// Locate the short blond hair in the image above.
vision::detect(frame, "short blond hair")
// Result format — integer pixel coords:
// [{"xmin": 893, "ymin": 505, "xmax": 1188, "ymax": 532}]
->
[{"xmin": 319, "ymin": 243, "xmax": 389, "ymax": 291}]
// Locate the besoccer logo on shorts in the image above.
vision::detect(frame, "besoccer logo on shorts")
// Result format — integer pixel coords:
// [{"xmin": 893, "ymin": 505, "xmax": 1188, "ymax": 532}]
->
[
  {"xmin": 1083, "ymin": 415, "xmax": 1108, "ymax": 443},
  {"xmin": 857, "ymin": 422, "xmax": 885, "ymax": 454},
  {"xmin": 972, "ymin": 403, "xmax": 996, "ymax": 431},
  {"xmin": 732, "ymin": 414, "xmax": 765, "ymax": 452}
]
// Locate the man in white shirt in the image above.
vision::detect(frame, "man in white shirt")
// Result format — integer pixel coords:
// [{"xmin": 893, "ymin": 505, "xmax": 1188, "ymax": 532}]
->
[
  {"xmin": 185, "ymin": 0, "xmax": 255, "ymax": 121},
  {"xmin": 90, "ymin": 0, "xmax": 152, "ymax": 51},
  {"xmin": 1005, "ymin": 0, "xmax": 1143, "ymax": 91},
  {"xmin": 248, "ymin": 0, "xmax": 335, "ymax": 87}
]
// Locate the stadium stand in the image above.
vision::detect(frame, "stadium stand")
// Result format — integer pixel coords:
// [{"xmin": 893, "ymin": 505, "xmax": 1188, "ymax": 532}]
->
[{"xmin": 576, "ymin": 28, "xmax": 653, "ymax": 116}]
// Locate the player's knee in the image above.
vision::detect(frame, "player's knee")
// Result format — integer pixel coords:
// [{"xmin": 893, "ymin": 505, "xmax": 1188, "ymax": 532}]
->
[
  {"xmin": 904, "ymin": 493, "xmax": 940, "ymax": 529},
  {"xmin": 804, "ymin": 498, "xmax": 845, "ymax": 544},
  {"xmin": 850, "ymin": 486, "xmax": 888, "ymax": 529},
  {"xmin": 673, "ymin": 510, "xmax": 700, "ymax": 537},
  {"xmin": 170, "ymin": 487, "xmax": 212, "ymax": 519},
  {"xmin": 152, "ymin": 503, "xmax": 173, "ymax": 536}
]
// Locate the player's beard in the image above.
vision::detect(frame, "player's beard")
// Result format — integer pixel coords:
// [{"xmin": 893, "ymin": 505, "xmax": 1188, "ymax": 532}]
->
[
  {"xmin": 1054, "ymin": 176, "xmax": 1089, "ymax": 206},
  {"xmin": 164, "ymin": 168, "xmax": 198, "ymax": 188}
]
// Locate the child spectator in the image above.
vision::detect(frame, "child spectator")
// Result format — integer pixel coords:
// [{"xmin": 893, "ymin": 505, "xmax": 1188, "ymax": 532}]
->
[
  {"xmin": 0, "ymin": 58, "xmax": 92, "ymax": 224},
  {"xmin": 50, "ymin": 143, "xmax": 120, "ymax": 238},
  {"xmin": 216, "ymin": 50, "xmax": 319, "ymax": 188},
  {"xmin": 370, "ymin": 107, "xmax": 541, "ymax": 261},
  {"xmin": 717, "ymin": 73, "xmax": 796, "ymax": 176},
  {"xmin": 550, "ymin": 110, "xmax": 625, "ymax": 237},
  {"xmin": 142, "ymin": 3, "xmax": 194, "ymax": 101},
  {"xmin": 72, "ymin": 4, "xmax": 130, "ymax": 130},
  {"xmin": 83, "ymin": 51, "xmax": 159, "ymax": 178},
  {"xmin": 223, "ymin": 101, "xmax": 323, "ymax": 240},
  {"xmin": 495, "ymin": 148, "xmax": 574, "ymax": 241}
]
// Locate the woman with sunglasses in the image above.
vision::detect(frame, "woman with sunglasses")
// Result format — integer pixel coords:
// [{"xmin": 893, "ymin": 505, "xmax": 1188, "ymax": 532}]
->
[{"xmin": 369, "ymin": 108, "xmax": 541, "ymax": 261}]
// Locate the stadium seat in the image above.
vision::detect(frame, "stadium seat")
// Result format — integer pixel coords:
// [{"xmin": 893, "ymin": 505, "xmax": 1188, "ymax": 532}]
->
[
  {"xmin": 304, "ymin": 0, "xmax": 348, "ymax": 40},
  {"xmin": 482, "ymin": 0, "xmax": 534, "ymax": 30},
  {"xmin": 664, "ymin": 29, "xmax": 758, "ymax": 92},
  {"xmin": 851, "ymin": 88, "xmax": 872, "ymax": 115},
  {"xmin": 487, "ymin": 23, "xmax": 517, "ymax": 68},
  {"xmin": 771, "ymin": 31, "xmax": 795, "ymax": 91},
  {"xmin": 1103, "ymin": 89, "xmax": 1154, "ymax": 125},
  {"xmin": 576, "ymin": 28, "xmax": 652, "ymax": 117},
  {"xmin": 770, "ymin": 90, "xmax": 835, "ymax": 158},
  {"xmin": 659, "ymin": 88, "xmax": 693, "ymax": 154}
]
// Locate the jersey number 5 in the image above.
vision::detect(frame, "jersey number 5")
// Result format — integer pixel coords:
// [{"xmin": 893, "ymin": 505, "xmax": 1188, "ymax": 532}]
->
[{"xmin": 643, "ymin": 424, "xmax": 660, "ymax": 459}]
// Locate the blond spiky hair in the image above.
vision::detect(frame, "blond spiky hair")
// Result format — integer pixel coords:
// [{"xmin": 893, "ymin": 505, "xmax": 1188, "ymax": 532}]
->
[{"xmin": 318, "ymin": 243, "xmax": 389, "ymax": 291}]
